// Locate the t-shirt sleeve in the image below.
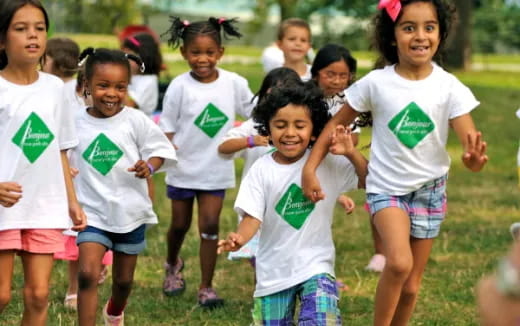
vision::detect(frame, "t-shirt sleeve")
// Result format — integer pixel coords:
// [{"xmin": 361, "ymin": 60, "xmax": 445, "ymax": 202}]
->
[
  {"xmin": 234, "ymin": 160, "xmax": 265, "ymax": 222},
  {"xmin": 327, "ymin": 154, "xmax": 359, "ymax": 194},
  {"xmin": 345, "ymin": 75, "xmax": 373, "ymax": 113},
  {"xmin": 56, "ymin": 82, "xmax": 79, "ymax": 150},
  {"xmin": 447, "ymin": 76, "xmax": 480, "ymax": 119},
  {"xmin": 128, "ymin": 76, "xmax": 158, "ymax": 116},
  {"xmin": 136, "ymin": 112, "xmax": 177, "ymax": 172},
  {"xmin": 234, "ymin": 76, "xmax": 256, "ymax": 119},
  {"xmin": 158, "ymin": 79, "xmax": 182, "ymax": 133}
]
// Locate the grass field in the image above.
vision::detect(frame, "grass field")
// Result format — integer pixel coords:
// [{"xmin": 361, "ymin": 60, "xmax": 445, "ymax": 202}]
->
[{"xmin": 0, "ymin": 37, "xmax": 519, "ymax": 325}]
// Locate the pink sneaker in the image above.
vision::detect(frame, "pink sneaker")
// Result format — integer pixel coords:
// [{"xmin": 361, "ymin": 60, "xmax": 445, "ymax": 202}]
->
[
  {"xmin": 163, "ymin": 257, "xmax": 185, "ymax": 296},
  {"xmin": 365, "ymin": 254, "xmax": 386, "ymax": 273},
  {"xmin": 103, "ymin": 301, "xmax": 124, "ymax": 326},
  {"xmin": 198, "ymin": 287, "xmax": 224, "ymax": 308}
]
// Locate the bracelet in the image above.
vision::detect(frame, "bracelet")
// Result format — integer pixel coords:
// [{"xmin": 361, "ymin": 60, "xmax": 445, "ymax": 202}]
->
[
  {"xmin": 496, "ymin": 257, "xmax": 520, "ymax": 298},
  {"xmin": 146, "ymin": 162, "xmax": 155, "ymax": 175},
  {"xmin": 246, "ymin": 135, "xmax": 255, "ymax": 148}
]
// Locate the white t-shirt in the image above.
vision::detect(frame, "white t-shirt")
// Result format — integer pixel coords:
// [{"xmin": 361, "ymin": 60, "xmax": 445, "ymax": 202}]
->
[
  {"xmin": 159, "ymin": 69, "xmax": 255, "ymax": 189},
  {"xmin": 71, "ymin": 107, "xmax": 177, "ymax": 233},
  {"xmin": 261, "ymin": 45, "xmax": 284, "ymax": 74},
  {"xmin": 300, "ymin": 64, "xmax": 312, "ymax": 82},
  {"xmin": 0, "ymin": 72, "xmax": 78, "ymax": 230},
  {"xmin": 346, "ymin": 63, "xmax": 479, "ymax": 195},
  {"xmin": 326, "ymin": 93, "xmax": 361, "ymax": 134},
  {"xmin": 235, "ymin": 150, "xmax": 358, "ymax": 297},
  {"xmin": 128, "ymin": 74, "xmax": 158, "ymax": 118}
]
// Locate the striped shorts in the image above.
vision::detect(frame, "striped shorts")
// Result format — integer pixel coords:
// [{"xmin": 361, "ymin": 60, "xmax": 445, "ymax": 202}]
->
[
  {"xmin": 252, "ymin": 273, "xmax": 341, "ymax": 326},
  {"xmin": 367, "ymin": 174, "xmax": 448, "ymax": 239}
]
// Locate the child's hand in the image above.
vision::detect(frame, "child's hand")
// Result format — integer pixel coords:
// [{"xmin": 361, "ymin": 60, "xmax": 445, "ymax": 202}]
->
[
  {"xmin": 69, "ymin": 201, "xmax": 87, "ymax": 232},
  {"xmin": 302, "ymin": 169, "xmax": 325, "ymax": 202},
  {"xmin": 329, "ymin": 125, "xmax": 355, "ymax": 156},
  {"xmin": 128, "ymin": 160, "xmax": 151, "ymax": 178},
  {"xmin": 0, "ymin": 182, "xmax": 22, "ymax": 207},
  {"xmin": 462, "ymin": 131, "xmax": 488, "ymax": 172},
  {"xmin": 337, "ymin": 195, "xmax": 355, "ymax": 215},
  {"xmin": 70, "ymin": 167, "xmax": 79, "ymax": 178},
  {"xmin": 253, "ymin": 135, "xmax": 269, "ymax": 147},
  {"xmin": 217, "ymin": 232, "xmax": 244, "ymax": 254}
]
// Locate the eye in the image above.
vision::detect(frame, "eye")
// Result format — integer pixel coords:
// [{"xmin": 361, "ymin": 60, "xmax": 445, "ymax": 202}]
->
[
  {"xmin": 403, "ymin": 25, "xmax": 414, "ymax": 32},
  {"xmin": 425, "ymin": 25, "xmax": 436, "ymax": 32}
]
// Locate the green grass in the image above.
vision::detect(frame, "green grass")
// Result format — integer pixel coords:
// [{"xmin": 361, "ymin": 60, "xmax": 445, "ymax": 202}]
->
[{"xmin": 2, "ymin": 37, "xmax": 520, "ymax": 325}]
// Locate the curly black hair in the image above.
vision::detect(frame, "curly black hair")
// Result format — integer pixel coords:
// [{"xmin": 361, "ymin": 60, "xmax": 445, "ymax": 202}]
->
[
  {"xmin": 253, "ymin": 81, "xmax": 331, "ymax": 148},
  {"xmin": 373, "ymin": 0, "xmax": 456, "ymax": 66}
]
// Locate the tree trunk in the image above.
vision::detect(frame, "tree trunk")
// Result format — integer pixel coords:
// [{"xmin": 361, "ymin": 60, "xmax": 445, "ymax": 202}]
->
[
  {"xmin": 278, "ymin": 0, "xmax": 298, "ymax": 20},
  {"xmin": 444, "ymin": 0, "xmax": 473, "ymax": 70}
]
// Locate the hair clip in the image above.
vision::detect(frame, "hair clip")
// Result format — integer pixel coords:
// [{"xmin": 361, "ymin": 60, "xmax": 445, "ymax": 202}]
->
[
  {"xmin": 128, "ymin": 36, "xmax": 140, "ymax": 47},
  {"xmin": 139, "ymin": 62, "xmax": 145, "ymax": 73},
  {"xmin": 78, "ymin": 56, "xmax": 88, "ymax": 67},
  {"xmin": 217, "ymin": 17, "xmax": 226, "ymax": 25},
  {"xmin": 378, "ymin": 0, "xmax": 401, "ymax": 22}
]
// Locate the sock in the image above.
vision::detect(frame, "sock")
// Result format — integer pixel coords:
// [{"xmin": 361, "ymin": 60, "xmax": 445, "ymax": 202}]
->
[{"xmin": 106, "ymin": 297, "xmax": 126, "ymax": 316}]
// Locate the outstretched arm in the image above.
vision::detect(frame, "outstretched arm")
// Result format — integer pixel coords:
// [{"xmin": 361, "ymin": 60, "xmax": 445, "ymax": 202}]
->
[
  {"xmin": 61, "ymin": 150, "xmax": 87, "ymax": 231},
  {"xmin": 330, "ymin": 124, "xmax": 368, "ymax": 189},
  {"xmin": 217, "ymin": 214, "xmax": 261, "ymax": 254},
  {"xmin": 451, "ymin": 114, "xmax": 488, "ymax": 172},
  {"xmin": 302, "ymin": 103, "xmax": 359, "ymax": 202},
  {"xmin": 218, "ymin": 135, "xmax": 269, "ymax": 155}
]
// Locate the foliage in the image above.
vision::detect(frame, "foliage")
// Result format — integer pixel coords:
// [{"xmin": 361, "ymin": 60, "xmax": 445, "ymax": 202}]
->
[{"xmin": 474, "ymin": 0, "xmax": 520, "ymax": 53}]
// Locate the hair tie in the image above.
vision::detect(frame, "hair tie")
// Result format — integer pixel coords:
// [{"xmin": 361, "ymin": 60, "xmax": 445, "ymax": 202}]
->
[
  {"xmin": 78, "ymin": 48, "xmax": 95, "ymax": 67},
  {"xmin": 217, "ymin": 17, "xmax": 226, "ymax": 25},
  {"xmin": 183, "ymin": 20, "xmax": 190, "ymax": 27},
  {"xmin": 128, "ymin": 36, "xmax": 140, "ymax": 47},
  {"xmin": 378, "ymin": 0, "xmax": 401, "ymax": 22}
]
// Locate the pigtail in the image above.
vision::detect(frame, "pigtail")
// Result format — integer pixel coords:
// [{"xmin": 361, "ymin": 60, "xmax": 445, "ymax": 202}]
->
[
  {"xmin": 208, "ymin": 17, "xmax": 242, "ymax": 39},
  {"xmin": 164, "ymin": 16, "xmax": 190, "ymax": 48},
  {"xmin": 78, "ymin": 47, "xmax": 95, "ymax": 67},
  {"xmin": 126, "ymin": 53, "xmax": 145, "ymax": 73}
]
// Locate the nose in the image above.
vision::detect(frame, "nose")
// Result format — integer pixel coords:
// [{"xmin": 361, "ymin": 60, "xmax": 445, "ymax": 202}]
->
[
  {"xmin": 415, "ymin": 27, "xmax": 427, "ymax": 40},
  {"xmin": 285, "ymin": 124, "xmax": 297, "ymax": 136}
]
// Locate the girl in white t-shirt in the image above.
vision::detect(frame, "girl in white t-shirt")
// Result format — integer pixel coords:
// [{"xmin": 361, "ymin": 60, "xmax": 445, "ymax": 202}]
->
[
  {"xmin": 159, "ymin": 16, "xmax": 255, "ymax": 307},
  {"xmin": 72, "ymin": 48, "xmax": 177, "ymax": 325},
  {"xmin": 303, "ymin": 1, "xmax": 488, "ymax": 325},
  {"xmin": 218, "ymin": 81, "xmax": 368, "ymax": 325},
  {"xmin": 0, "ymin": 1, "xmax": 86, "ymax": 324}
]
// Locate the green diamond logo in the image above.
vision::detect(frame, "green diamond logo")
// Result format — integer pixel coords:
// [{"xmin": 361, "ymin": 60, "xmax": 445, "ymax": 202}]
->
[
  {"xmin": 194, "ymin": 103, "xmax": 229, "ymax": 138},
  {"xmin": 12, "ymin": 112, "xmax": 55, "ymax": 163},
  {"xmin": 82, "ymin": 133, "xmax": 123, "ymax": 176},
  {"xmin": 388, "ymin": 102, "xmax": 435, "ymax": 149},
  {"xmin": 275, "ymin": 183, "xmax": 315, "ymax": 230}
]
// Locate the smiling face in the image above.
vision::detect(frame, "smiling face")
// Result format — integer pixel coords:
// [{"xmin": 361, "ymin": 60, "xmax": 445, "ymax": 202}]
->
[
  {"xmin": 394, "ymin": 1, "xmax": 440, "ymax": 77},
  {"xmin": 87, "ymin": 63, "xmax": 129, "ymax": 118},
  {"xmin": 181, "ymin": 35, "xmax": 223, "ymax": 83},
  {"xmin": 1, "ymin": 4, "xmax": 47, "ymax": 68},
  {"xmin": 269, "ymin": 103, "xmax": 314, "ymax": 164},
  {"xmin": 277, "ymin": 26, "xmax": 311, "ymax": 64},
  {"xmin": 315, "ymin": 59, "xmax": 351, "ymax": 96}
]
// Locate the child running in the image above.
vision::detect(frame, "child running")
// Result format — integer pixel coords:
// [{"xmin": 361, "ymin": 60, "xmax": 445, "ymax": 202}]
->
[
  {"xmin": 160, "ymin": 16, "xmax": 255, "ymax": 307},
  {"xmin": 0, "ymin": 1, "xmax": 86, "ymax": 325},
  {"xmin": 218, "ymin": 81, "xmax": 368, "ymax": 325},
  {"xmin": 218, "ymin": 67, "xmax": 301, "ymax": 262},
  {"xmin": 72, "ymin": 48, "xmax": 176, "ymax": 326},
  {"xmin": 302, "ymin": 1, "xmax": 488, "ymax": 325},
  {"xmin": 277, "ymin": 18, "xmax": 313, "ymax": 81}
]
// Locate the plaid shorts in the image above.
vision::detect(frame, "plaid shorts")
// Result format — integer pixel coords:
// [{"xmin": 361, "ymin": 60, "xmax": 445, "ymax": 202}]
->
[
  {"xmin": 367, "ymin": 174, "xmax": 447, "ymax": 239},
  {"xmin": 252, "ymin": 273, "xmax": 341, "ymax": 326}
]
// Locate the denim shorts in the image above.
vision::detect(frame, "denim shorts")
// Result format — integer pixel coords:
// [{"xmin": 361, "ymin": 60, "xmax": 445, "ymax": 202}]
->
[
  {"xmin": 166, "ymin": 185, "xmax": 225, "ymax": 200},
  {"xmin": 367, "ymin": 174, "xmax": 447, "ymax": 239},
  {"xmin": 76, "ymin": 224, "xmax": 146, "ymax": 255}
]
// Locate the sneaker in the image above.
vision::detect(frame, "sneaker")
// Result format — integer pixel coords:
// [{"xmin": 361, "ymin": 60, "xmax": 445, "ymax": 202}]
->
[
  {"xmin": 63, "ymin": 293, "xmax": 77, "ymax": 310},
  {"xmin": 163, "ymin": 257, "xmax": 185, "ymax": 296},
  {"xmin": 511, "ymin": 222, "xmax": 520, "ymax": 241},
  {"xmin": 365, "ymin": 254, "xmax": 386, "ymax": 273},
  {"xmin": 103, "ymin": 301, "xmax": 124, "ymax": 326},
  {"xmin": 198, "ymin": 287, "xmax": 224, "ymax": 308}
]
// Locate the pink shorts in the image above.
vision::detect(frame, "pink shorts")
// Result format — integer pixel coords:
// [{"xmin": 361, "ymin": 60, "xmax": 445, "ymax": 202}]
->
[
  {"xmin": 54, "ymin": 235, "xmax": 113, "ymax": 265},
  {"xmin": 0, "ymin": 228, "xmax": 64, "ymax": 254}
]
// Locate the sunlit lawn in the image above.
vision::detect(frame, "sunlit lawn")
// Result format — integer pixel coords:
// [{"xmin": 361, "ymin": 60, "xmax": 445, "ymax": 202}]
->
[{"xmin": 0, "ymin": 35, "xmax": 519, "ymax": 325}]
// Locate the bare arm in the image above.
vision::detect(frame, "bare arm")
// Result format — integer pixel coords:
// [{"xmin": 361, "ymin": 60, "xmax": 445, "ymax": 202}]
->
[
  {"xmin": 60, "ymin": 150, "xmax": 87, "ymax": 231},
  {"xmin": 451, "ymin": 113, "xmax": 488, "ymax": 172},
  {"xmin": 302, "ymin": 103, "xmax": 359, "ymax": 201},
  {"xmin": 217, "ymin": 214, "xmax": 261, "ymax": 254},
  {"xmin": 218, "ymin": 135, "xmax": 269, "ymax": 155},
  {"xmin": 0, "ymin": 182, "xmax": 22, "ymax": 207},
  {"xmin": 330, "ymin": 125, "xmax": 368, "ymax": 189}
]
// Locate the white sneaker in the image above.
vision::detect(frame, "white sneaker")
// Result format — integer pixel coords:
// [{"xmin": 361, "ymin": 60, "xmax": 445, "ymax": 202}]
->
[
  {"xmin": 365, "ymin": 254, "xmax": 386, "ymax": 273},
  {"xmin": 103, "ymin": 301, "xmax": 124, "ymax": 326},
  {"xmin": 510, "ymin": 222, "xmax": 520, "ymax": 241}
]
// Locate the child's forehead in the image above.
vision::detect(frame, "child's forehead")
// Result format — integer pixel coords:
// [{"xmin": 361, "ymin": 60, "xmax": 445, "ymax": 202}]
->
[
  {"xmin": 282, "ymin": 26, "xmax": 311, "ymax": 39},
  {"xmin": 272, "ymin": 103, "xmax": 312, "ymax": 120},
  {"xmin": 186, "ymin": 34, "xmax": 221, "ymax": 48}
]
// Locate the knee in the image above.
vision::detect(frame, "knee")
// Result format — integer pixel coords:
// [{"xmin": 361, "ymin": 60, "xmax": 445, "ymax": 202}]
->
[
  {"xmin": 169, "ymin": 220, "xmax": 191, "ymax": 235},
  {"xmin": 113, "ymin": 277, "xmax": 133, "ymax": 294},
  {"xmin": 385, "ymin": 256, "xmax": 413, "ymax": 280},
  {"xmin": 401, "ymin": 278, "xmax": 421, "ymax": 301},
  {"xmin": 78, "ymin": 268, "xmax": 100, "ymax": 290},
  {"xmin": 200, "ymin": 220, "xmax": 219, "ymax": 237},
  {"xmin": 0, "ymin": 290, "xmax": 11, "ymax": 311},
  {"xmin": 23, "ymin": 286, "xmax": 49, "ymax": 311}
]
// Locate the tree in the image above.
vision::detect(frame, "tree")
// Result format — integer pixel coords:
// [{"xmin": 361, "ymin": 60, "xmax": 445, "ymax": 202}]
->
[{"xmin": 444, "ymin": 0, "xmax": 474, "ymax": 70}]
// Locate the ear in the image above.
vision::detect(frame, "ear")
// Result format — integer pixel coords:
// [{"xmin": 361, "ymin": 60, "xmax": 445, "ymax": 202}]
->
[
  {"xmin": 180, "ymin": 45, "xmax": 187, "ymax": 59},
  {"xmin": 216, "ymin": 46, "xmax": 225, "ymax": 60}
]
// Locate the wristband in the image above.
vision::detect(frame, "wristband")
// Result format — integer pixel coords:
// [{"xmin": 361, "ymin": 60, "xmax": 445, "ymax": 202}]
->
[
  {"xmin": 247, "ymin": 135, "xmax": 255, "ymax": 148},
  {"xmin": 147, "ymin": 162, "xmax": 155, "ymax": 175},
  {"xmin": 496, "ymin": 257, "xmax": 520, "ymax": 298}
]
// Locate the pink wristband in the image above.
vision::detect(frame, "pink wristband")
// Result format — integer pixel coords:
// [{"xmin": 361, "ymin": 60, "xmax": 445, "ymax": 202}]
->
[
  {"xmin": 247, "ymin": 135, "xmax": 255, "ymax": 148},
  {"xmin": 147, "ymin": 162, "xmax": 155, "ymax": 175}
]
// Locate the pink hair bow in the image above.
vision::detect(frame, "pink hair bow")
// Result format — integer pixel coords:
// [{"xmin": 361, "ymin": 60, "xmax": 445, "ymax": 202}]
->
[
  {"xmin": 128, "ymin": 36, "xmax": 140, "ymax": 47},
  {"xmin": 378, "ymin": 0, "xmax": 402, "ymax": 22},
  {"xmin": 182, "ymin": 20, "xmax": 190, "ymax": 27},
  {"xmin": 218, "ymin": 17, "xmax": 226, "ymax": 24}
]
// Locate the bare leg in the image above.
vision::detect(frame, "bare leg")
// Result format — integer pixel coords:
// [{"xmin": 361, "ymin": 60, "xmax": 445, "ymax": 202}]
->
[
  {"xmin": 67, "ymin": 260, "xmax": 79, "ymax": 295},
  {"xmin": 77, "ymin": 242, "xmax": 106, "ymax": 326},
  {"xmin": 390, "ymin": 237, "xmax": 434, "ymax": 326},
  {"xmin": 372, "ymin": 207, "xmax": 413, "ymax": 326},
  {"xmin": 166, "ymin": 198, "xmax": 194, "ymax": 265},
  {"xmin": 108, "ymin": 252, "xmax": 138, "ymax": 313},
  {"xmin": 197, "ymin": 192, "xmax": 223, "ymax": 289},
  {"xmin": 0, "ymin": 251, "xmax": 15, "ymax": 313},
  {"xmin": 20, "ymin": 252, "xmax": 54, "ymax": 326}
]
